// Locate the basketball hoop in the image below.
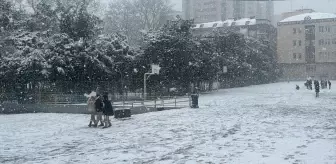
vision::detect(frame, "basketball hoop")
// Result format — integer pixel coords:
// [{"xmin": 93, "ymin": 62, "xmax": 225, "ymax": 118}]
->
[
  {"xmin": 144, "ymin": 64, "xmax": 161, "ymax": 100},
  {"xmin": 151, "ymin": 64, "xmax": 161, "ymax": 74}
]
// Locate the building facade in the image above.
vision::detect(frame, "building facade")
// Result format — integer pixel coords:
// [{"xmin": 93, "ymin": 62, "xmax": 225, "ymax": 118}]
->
[
  {"xmin": 277, "ymin": 12, "xmax": 336, "ymax": 80},
  {"xmin": 192, "ymin": 18, "xmax": 276, "ymax": 42},
  {"xmin": 182, "ymin": 0, "xmax": 274, "ymax": 24}
]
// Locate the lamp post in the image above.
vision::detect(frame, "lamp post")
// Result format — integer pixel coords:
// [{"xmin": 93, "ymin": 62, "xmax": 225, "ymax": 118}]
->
[{"xmin": 114, "ymin": 66, "xmax": 124, "ymax": 106}]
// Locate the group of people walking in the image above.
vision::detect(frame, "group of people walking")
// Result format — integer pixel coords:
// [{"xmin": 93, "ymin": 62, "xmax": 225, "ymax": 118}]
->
[
  {"xmin": 87, "ymin": 92, "xmax": 114, "ymax": 128},
  {"xmin": 303, "ymin": 79, "xmax": 331, "ymax": 97}
]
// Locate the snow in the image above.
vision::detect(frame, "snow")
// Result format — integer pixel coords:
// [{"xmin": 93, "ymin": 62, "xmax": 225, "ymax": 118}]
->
[
  {"xmin": 1, "ymin": 82, "xmax": 336, "ymax": 163},
  {"xmin": 193, "ymin": 18, "xmax": 256, "ymax": 29},
  {"xmin": 234, "ymin": 18, "xmax": 256, "ymax": 26},
  {"xmin": 280, "ymin": 12, "xmax": 336, "ymax": 23},
  {"xmin": 223, "ymin": 19, "xmax": 234, "ymax": 26}
]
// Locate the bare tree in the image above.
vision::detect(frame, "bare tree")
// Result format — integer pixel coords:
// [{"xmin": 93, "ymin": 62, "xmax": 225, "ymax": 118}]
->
[
  {"xmin": 104, "ymin": 0, "xmax": 141, "ymax": 45},
  {"xmin": 135, "ymin": 0, "xmax": 172, "ymax": 31},
  {"xmin": 104, "ymin": 0, "xmax": 172, "ymax": 45},
  {"xmin": 26, "ymin": 0, "xmax": 101, "ymax": 15}
]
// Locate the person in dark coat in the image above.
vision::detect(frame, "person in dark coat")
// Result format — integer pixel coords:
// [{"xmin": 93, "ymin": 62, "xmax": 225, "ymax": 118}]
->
[
  {"xmin": 102, "ymin": 94, "xmax": 113, "ymax": 128},
  {"xmin": 95, "ymin": 95, "xmax": 104, "ymax": 126},
  {"xmin": 328, "ymin": 80, "xmax": 331, "ymax": 89},
  {"xmin": 314, "ymin": 80, "xmax": 320, "ymax": 97},
  {"xmin": 296, "ymin": 85, "xmax": 300, "ymax": 90},
  {"xmin": 304, "ymin": 81, "xmax": 308, "ymax": 89}
]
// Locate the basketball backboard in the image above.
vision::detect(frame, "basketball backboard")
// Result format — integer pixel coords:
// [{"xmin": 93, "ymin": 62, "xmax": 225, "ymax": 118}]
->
[{"xmin": 151, "ymin": 64, "xmax": 161, "ymax": 74}]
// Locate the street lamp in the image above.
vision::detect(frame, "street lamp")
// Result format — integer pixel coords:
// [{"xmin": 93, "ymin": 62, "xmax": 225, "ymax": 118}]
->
[{"xmin": 114, "ymin": 63, "xmax": 125, "ymax": 106}]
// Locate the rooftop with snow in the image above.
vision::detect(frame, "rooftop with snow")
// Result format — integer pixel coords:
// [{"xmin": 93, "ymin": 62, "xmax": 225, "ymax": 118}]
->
[
  {"xmin": 279, "ymin": 12, "xmax": 336, "ymax": 23},
  {"xmin": 193, "ymin": 18, "xmax": 272, "ymax": 29}
]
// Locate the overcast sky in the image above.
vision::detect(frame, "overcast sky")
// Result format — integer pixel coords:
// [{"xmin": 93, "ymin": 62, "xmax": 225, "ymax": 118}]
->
[{"xmin": 171, "ymin": 0, "xmax": 336, "ymax": 15}]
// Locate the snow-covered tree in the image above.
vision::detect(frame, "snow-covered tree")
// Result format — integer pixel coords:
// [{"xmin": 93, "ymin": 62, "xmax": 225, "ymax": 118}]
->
[
  {"xmin": 143, "ymin": 18, "xmax": 197, "ymax": 93},
  {"xmin": 0, "ymin": 28, "xmax": 138, "ymax": 94}
]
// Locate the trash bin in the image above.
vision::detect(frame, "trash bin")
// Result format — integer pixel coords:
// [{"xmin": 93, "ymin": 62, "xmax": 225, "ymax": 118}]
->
[
  {"xmin": 190, "ymin": 94, "xmax": 199, "ymax": 108},
  {"xmin": 114, "ymin": 108, "xmax": 132, "ymax": 118}
]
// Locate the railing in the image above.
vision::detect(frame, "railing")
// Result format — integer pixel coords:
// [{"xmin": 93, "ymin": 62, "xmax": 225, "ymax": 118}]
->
[{"xmin": 112, "ymin": 96, "xmax": 191, "ymax": 110}]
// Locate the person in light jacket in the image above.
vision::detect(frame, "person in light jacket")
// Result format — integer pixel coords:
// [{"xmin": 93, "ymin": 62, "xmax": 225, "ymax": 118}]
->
[{"xmin": 87, "ymin": 96, "xmax": 97, "ymax": 127}]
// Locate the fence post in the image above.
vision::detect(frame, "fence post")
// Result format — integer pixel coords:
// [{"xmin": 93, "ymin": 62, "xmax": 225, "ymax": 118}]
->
[
  {"xmin": 175, "ymin": 96, "xmax": 177, "ymax": 107},
  {"xmin": 154, "ymin": 98, "xmax": 156, "ymax": 109},
  {"xmin": 162, "ymin": 98, "xmax": 164, "ymax": 108}
]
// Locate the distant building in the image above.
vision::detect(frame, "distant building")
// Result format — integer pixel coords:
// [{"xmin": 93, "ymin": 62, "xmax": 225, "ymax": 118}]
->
[
  {"xmin": 192, "ymin": 18, "xmax": 277, "ymax": 66},
  {"xmin": 192, "ymin": 18, "xmax": 276, "ymax": 41},
  {"xmin": 277, "ymin": 12, "xmax": 336, "ymax": 80},
  {"xmin": 182, "ymin": 0, "xmax": 274, "ymax": 24}
]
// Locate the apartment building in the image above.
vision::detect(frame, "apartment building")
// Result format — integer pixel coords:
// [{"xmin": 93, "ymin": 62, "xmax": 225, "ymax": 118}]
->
[
  {"xmin": 192, "ymin": 18, "xmax": 276, "ymax": 41},
  {"xmin": 182, "ymin": 0, "xmax": 274, "ymax": 24},
  {"xmin": 277, "ymin": 12, "xmax": 336, "ymax": 80}
]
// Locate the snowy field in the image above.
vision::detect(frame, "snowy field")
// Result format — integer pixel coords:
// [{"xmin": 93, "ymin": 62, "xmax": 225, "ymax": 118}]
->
[{"xmin": 1, "ymin": 82, "xmax": 336, "ymax": 164}]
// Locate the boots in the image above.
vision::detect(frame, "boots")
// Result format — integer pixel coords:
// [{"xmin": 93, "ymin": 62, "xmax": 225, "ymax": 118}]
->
[
  {"xmin": 98, "ymin": 121, "xmax": 104, "ymax": 127},
  {"xmin": 89, "ymin": 120, "xmax": 98, "ymax": 127}
]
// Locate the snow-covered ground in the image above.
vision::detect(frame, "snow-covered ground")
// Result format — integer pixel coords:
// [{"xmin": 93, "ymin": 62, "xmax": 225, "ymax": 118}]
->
[{"xmin": 1, "ymin": 82, "xmax": 336, "ymax": 164}]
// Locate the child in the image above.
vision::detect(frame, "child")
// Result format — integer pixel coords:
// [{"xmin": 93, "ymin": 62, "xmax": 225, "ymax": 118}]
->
[
  {"xmin": 102, "ymin": 94, "xmax": 113, "ymax": 128},
  {"xmin": 87, "ymin": 96, "xmax": 97, "ymax": 127}
]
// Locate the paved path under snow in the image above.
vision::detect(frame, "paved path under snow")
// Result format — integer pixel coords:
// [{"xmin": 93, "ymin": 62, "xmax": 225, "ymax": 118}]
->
[{"xmin": 1, "ymin": 82, "xmax": 336, "ymax": 164}]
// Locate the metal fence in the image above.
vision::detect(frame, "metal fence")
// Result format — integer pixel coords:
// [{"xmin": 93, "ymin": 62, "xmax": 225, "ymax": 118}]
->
[
  {"xmin": 0, "ymin": 91, "xmax": 191, "ymax": 110},
  {"xmin": 113, "ymin": 96, "xmax": 191, "ymax": 109}
]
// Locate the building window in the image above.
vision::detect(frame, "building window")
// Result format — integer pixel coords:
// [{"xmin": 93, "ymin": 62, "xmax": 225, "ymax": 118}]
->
[
  {"xmin": 326, "ymin": 39, "xmax": 331, "ymax": 45},
  {"xmin": 319, "ymin": 26, "xmax": 324, "ymax": 32},
  {"xmin": 298, "ymin": 40, "xmax": 302, "ymax": 46},
  {"xmin": 319, "ymin": 52, "xmax": 323, "ymax": 58},
  {"xmin": 293, "ymin": 53, "xmax": 297, "ymax": 59},
  {"xmin": 299, "ymin": 53, "xmax": 302, "ymax": 59},
  {"xmin": 333, "ymin": 38, "xmax": 336, "ymax": 44},
  {"xmin": 326, "ymin": 26, "xmax": 331, "ymax": 32},
  {"xmin": 293, "ymin": 40, "xmax": 296, "ymax": 46},
  {"xmin": 298, "ymin": 28, "xmax": 302, "ymax": 33},
  {"xmin": 293, "ymin": 28, "xmax": 296, "ymax": 34},
  {"xmin": 319, "ymin": 39, "xmax": 324, "ymax": 45}
]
